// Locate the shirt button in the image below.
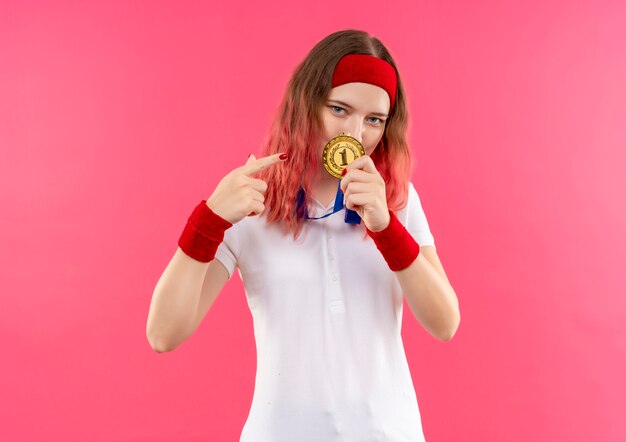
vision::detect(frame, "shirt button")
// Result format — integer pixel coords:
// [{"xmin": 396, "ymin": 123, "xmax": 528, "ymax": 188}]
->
[
  {"xmin": 329, "ymin": 254, "xmax": 335, "ymax": 261},
  {"xmin": 331, "ymin": 273, "xmax": 338, "ymax": 281}
]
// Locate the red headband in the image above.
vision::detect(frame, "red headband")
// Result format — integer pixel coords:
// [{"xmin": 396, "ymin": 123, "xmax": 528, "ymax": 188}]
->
[{"xmin": 331, "ymin": 53, "xmax": 397, "ymax": 109}]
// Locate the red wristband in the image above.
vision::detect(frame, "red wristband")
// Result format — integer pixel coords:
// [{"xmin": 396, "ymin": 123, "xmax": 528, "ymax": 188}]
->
[
  {"xmin": 366, "ymin": 210, "xmax": 420, "ymax": 271},
  {"xmin": 178, "ymin": 200, "xmax": 233, "ymax": 263}
]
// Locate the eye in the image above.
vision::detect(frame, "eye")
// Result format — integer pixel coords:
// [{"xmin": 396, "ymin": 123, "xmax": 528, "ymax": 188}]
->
[
  {"xmin": 367, "ymin": 117, "xmax": 383, "ymax": 124},
  {"xmin": 329, "ymin": 105, "xmax": 345, "ymax": 115}
]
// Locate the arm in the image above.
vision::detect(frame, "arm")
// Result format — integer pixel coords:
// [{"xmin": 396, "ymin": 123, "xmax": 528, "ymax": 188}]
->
[
  {"xmin": 339, "ymin": 158, "xmax": 460, "ymax": 340},
  {"xmin": 147, "ymin": 153, "xmax": 286, "ymax": 352},
  {"xmin": 394, "ymin": 246, "xmax": 460, "ymax": 341},
  {"xmin": 146, "ymin": 248, "xmax": 229, "ymax": 352}
]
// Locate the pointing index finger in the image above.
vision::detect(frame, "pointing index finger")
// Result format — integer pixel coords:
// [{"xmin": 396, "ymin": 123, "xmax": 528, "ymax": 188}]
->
[{"xmin": 240, "ymin": 153, "xmax": 287, "ymax": 176}]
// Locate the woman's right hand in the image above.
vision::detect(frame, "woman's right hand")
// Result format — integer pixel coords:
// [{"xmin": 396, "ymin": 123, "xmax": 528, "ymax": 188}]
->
[{"xmin": 205, "ymin": 153, "xmax": 287, "ymax": 224}]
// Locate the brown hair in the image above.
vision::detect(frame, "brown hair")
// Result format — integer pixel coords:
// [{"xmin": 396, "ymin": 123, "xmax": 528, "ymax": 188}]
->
[{"xmin": 257, "ymin": 29, "xmax": 413, "ymax": 240}]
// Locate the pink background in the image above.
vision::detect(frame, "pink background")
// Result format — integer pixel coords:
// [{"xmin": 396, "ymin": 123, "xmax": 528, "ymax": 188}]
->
[{"xmin": 1, "ymin": 1, "xmax": 625, "ymax": 441}]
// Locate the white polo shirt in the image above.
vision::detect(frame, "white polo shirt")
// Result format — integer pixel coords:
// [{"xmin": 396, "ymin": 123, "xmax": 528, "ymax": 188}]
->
[{"xmin": 215, "ymin": 181, "xmax": 436, "ymax": 442}]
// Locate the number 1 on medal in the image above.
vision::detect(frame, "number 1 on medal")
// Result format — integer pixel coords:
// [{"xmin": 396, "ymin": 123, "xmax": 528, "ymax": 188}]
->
[{"xmin": 340, "ymin": 148, "xmax": 348, "ymax": 166}]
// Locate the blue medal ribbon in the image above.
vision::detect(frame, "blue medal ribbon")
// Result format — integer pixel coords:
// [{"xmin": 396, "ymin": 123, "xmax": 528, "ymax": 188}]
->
[{"xmin": 296, "ymin": 180, "xmax": 362, "ymax": 224}]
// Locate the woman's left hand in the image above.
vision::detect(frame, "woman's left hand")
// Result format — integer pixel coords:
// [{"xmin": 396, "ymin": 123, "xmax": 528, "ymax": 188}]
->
[{"xmin": 340, "ymin": 155, "xmax": 390, "ymax": 232}]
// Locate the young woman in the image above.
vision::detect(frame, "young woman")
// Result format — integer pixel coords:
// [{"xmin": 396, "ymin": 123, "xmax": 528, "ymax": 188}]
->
[{"xmin": 147, "ymin": 29, "xmax": 460, "ymax": 441}]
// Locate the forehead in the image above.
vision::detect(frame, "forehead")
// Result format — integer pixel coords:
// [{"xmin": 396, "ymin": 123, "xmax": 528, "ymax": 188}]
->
[{"xmin": 327, "ymin": 82, "xmax": 390, "ymax": 115}]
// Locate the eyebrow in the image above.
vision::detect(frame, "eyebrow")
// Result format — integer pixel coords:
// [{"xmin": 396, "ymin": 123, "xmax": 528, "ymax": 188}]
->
[{"xmin": 328, "ymin": 99, "xmax": 389, "ymax": 118}]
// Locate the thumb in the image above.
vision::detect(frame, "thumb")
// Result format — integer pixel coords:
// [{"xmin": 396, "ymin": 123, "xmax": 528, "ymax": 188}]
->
[{"xmin": 245, "ymin": 153, "xmax": 256, "ymax": 165}]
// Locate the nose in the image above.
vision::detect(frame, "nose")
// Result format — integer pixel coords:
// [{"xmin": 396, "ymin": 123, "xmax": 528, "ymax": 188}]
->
[{"xmin": 344, "ymin": 119, "xmax": 364, "ymax": 144}]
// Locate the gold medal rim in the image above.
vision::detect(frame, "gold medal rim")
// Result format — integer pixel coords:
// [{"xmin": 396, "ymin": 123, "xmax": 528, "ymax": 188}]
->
[{"xmin": 322, "ymin": 134, "xmax": 366, "ymax": 179}]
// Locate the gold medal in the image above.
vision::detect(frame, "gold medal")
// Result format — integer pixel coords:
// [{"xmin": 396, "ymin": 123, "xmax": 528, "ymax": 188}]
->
[{"xmin": 322, "ymin": 133, "xmax": 365, "ymax": 178}]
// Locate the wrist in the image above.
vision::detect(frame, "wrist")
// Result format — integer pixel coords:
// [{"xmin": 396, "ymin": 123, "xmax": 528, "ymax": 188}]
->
[
  {"xmin": 178, "ymin": 200, "xmax": 233, "ymax": 263},
  {"xmin": 366, "ymin": 210, "xmax": 420, "ymax": 271},
  {"xmin": 367, "ymin": 210, "xmax": 391, "ymax": 233}
]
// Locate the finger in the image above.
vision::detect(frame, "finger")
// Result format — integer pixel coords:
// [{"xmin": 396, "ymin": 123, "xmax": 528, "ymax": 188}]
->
[
  {"xmin": 240, "ymin": 152, "xmax": 287, "ymax": 177},
  {"xmin": 245, "ymin": 153, "xmax": 257, "ymax": 166},
  {"xmin": 249, "ymin": 188, "xmax": 265, "ymax": 204},
  {"xmin": 247, "ymin": 200, "xmax": 265, "ymax": 216},
  {"xmin": 340, "ymin": 169, "xmax": 376, "ymax": 192},
  {"xmin": 247, "ymin": 177, "xmax": 269, "ymax": 193},
  {"xmin": 345, "ymin": 193, "xmax": 370, "ymax": 210},
  {"xmin": 344, "ymin": 155, "xmax": 378, "ymax": 175},
  {"xmin": 343, "ymin": 185, "xmax": 370, "ymax": 208},
  {"xmin": 343, "ymin": 182, "xmax": 369, "ymax": 198}
]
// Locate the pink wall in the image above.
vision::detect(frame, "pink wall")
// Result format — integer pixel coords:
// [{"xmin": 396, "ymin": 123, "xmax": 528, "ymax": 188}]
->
[{"xmin": 1, "ymin": 1, "xmax": 625, "ymax": 441}]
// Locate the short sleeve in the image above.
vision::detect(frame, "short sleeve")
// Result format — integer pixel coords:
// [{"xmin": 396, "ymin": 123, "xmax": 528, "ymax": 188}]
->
[
  {"xmin": 214, "ymin": 222, "xmax": 240, "ymax": 279},
  {"xmin": 406, "ymin": 182, "xmax": 436, "ymax": 251}
]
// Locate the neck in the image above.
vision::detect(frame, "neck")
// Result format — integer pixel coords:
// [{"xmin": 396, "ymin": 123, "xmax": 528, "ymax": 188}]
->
[{"xmin": 310, "ymin": 171, "xmax": 341, "ymax": 207}]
